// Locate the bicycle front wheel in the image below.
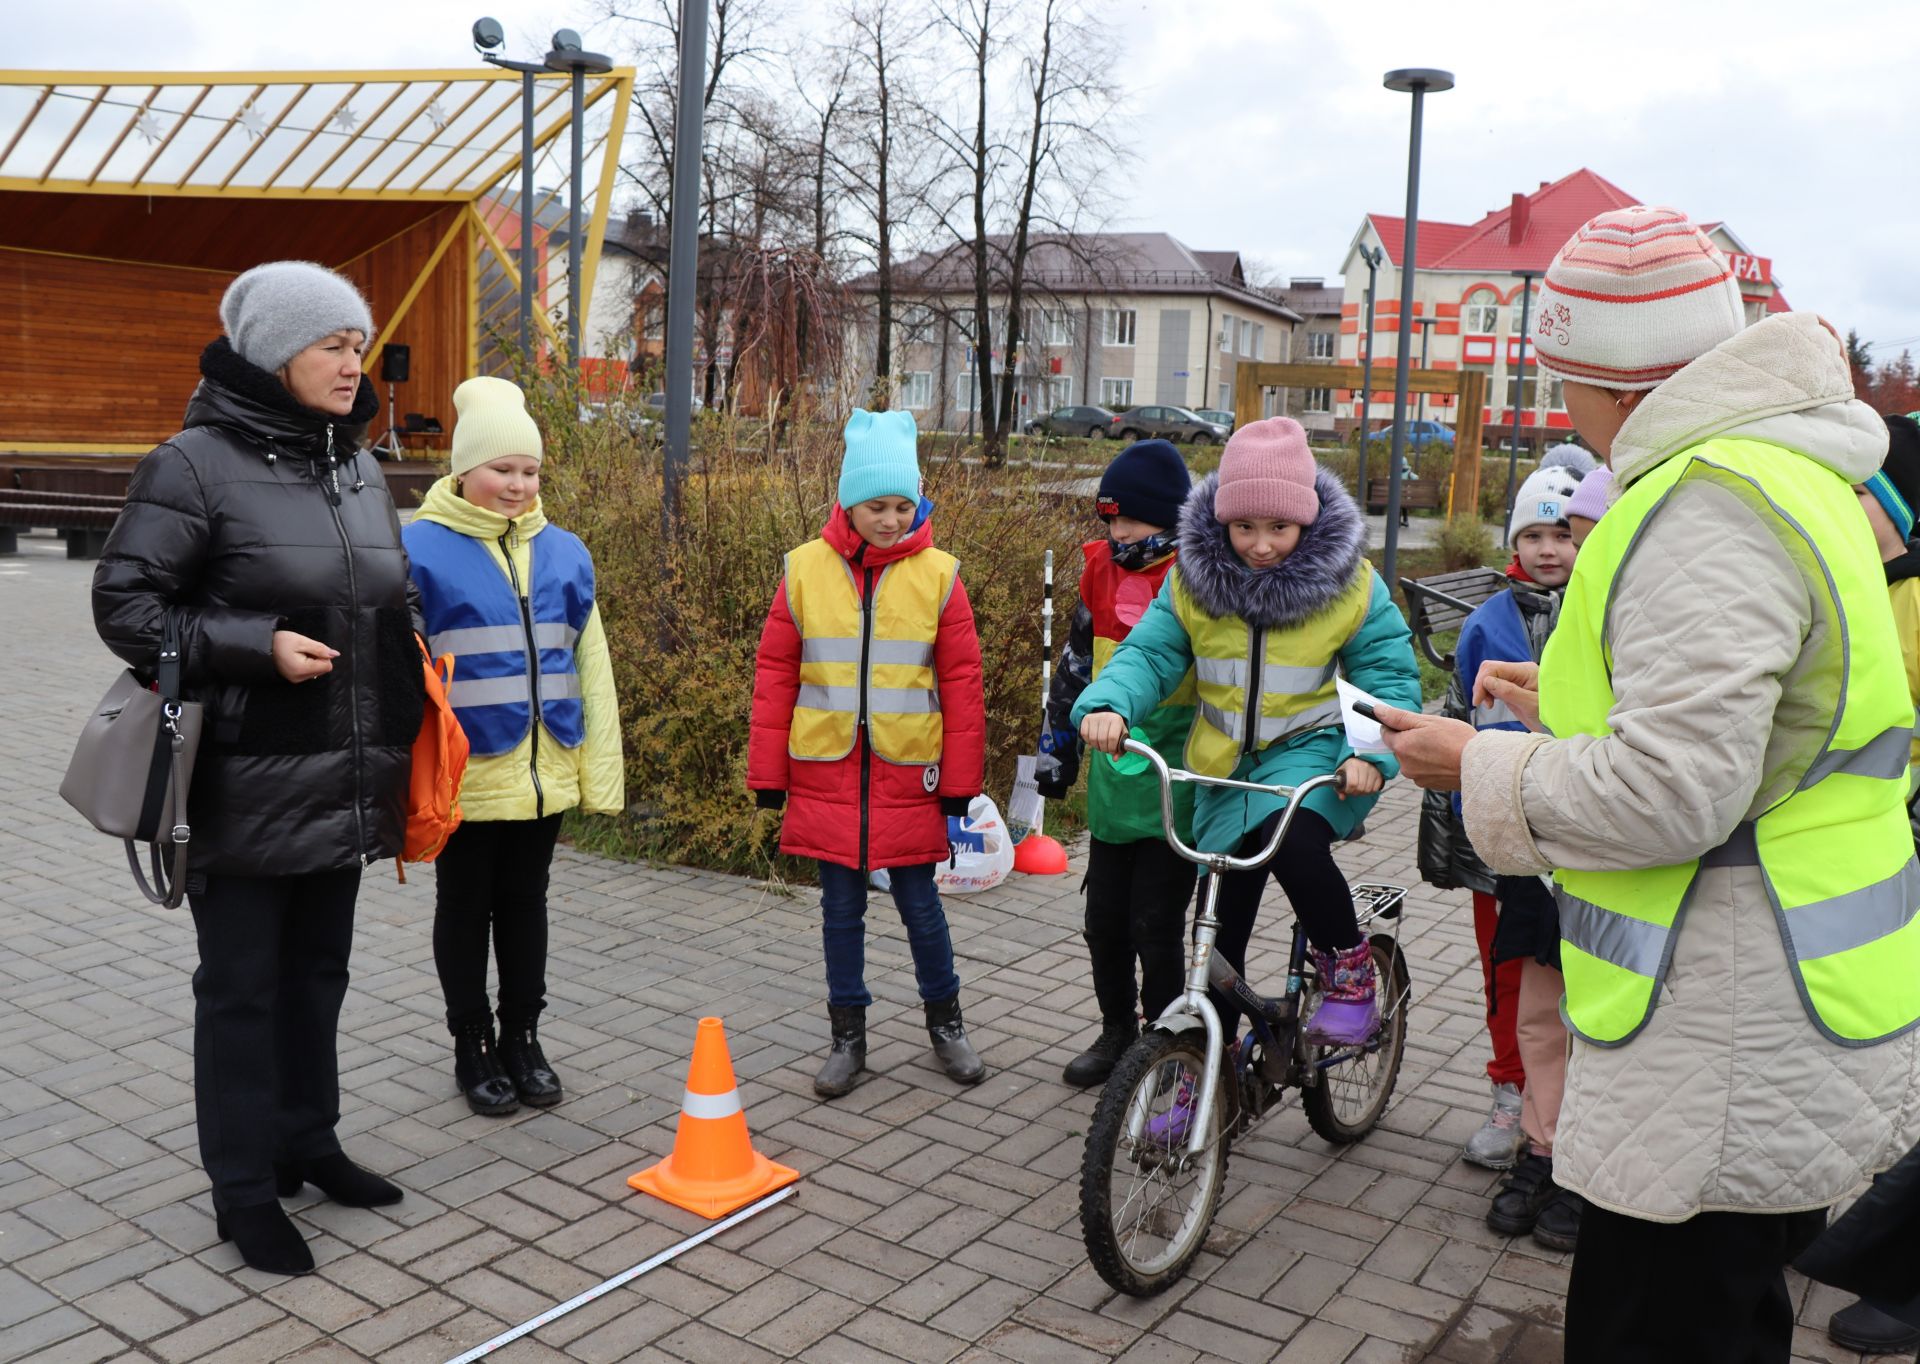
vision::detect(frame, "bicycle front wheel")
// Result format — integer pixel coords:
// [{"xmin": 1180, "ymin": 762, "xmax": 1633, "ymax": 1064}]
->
[{"xmin": 1080, "ymin": 1030, "xmax": 1229, "ymax": 1296}]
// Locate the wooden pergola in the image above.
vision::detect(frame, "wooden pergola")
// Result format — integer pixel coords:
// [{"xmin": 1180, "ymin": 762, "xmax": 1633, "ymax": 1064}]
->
[
  {"xmin": 0, "ymin": 64, "xmax": 634, "ymax": 456},
  {"xmin": 1234, "ymin": 362, "xmax": 1490, "ymax": 520}
]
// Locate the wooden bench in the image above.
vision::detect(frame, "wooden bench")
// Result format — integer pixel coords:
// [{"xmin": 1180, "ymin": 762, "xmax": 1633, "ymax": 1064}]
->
[
  {"xmin": 1365, "ymin": 477, "xmax": 1442, "ymax": 514},
  {"xmin": 0, "ymin": 487, "xmax": 124, "ymax": 558},
  {"xmin": 1397, "ymin": 565, "xmax": 1508, "ymax": 671}
]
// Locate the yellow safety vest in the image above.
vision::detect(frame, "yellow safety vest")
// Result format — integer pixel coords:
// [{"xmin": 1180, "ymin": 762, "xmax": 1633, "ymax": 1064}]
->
[
  {"xmin": 784, "ymin": 537, "xmax": 955, "ymax": 765},
  {"xmin": 1169, "ymin": 563, "xmax": 1372, "ymax": 778},
  {"xmin": 1540, "ymin": 439, "xmax": 1920, "ymax": 1047}
]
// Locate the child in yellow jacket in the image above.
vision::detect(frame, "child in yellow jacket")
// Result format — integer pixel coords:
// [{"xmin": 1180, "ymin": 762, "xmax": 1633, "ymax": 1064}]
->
[{"xmin": 404, "ymin": 378, "xmax": 625, "ymax": 1117}]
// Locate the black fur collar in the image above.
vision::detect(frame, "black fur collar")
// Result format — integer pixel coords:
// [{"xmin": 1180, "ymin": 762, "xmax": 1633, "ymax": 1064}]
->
[
  {"xmin": 185, "ymin": 337, "xmax": 378, "ymax": 454},
  {"xmin": 1175, "ymin": 468, "xmax": 1366, "ymax": 629}
]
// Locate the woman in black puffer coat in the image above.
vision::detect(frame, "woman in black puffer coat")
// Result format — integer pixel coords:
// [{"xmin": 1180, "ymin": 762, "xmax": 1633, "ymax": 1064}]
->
[{"xmin": 92, "ymin": 262, "xmax": 423, "ymax": 1276}]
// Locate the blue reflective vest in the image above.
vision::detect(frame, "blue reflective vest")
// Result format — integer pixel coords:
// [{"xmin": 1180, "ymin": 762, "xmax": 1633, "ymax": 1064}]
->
[{"xmin": 405, "ymin": 520, "xmax": 595, "ymax": 757}]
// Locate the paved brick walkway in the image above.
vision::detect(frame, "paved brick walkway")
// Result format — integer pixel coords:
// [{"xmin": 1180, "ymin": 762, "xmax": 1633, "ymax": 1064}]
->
[{"xmin": 0, "ymin": 529, "xmax": 1893, "ymax": 1363}]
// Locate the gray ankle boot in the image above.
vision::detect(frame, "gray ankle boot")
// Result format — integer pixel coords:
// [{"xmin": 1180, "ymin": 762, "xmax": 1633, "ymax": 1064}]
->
[
  {"xmin": 925, "ymin": 996, "xmax": 985, "ymax": 1085},
  {"xmin": 814, "ymin": 1005, "xmax": 866, "ymax": 1098}
]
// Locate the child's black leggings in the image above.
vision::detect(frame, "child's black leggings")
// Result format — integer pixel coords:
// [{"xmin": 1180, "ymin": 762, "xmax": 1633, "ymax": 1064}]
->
[{"xmin": 1206, "ymin": 806, "xmax": 1360, "ymax": 1035}]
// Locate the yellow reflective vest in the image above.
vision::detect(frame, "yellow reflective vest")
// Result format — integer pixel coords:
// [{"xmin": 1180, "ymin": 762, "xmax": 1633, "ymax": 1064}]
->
[
  {"xmin": 1540, "ymin": 439, "xmax": 1920, "ymax": 1047},
  {"xmin": 784, "ymin": 537, "xmax": 956, "ymax": 765},
  {"xmin": 1170, "ymin": 564, "xmax": 1372, "ymax": 777}
]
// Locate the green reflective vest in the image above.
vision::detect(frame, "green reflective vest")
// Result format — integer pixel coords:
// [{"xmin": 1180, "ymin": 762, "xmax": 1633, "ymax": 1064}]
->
[
  {"xmin": 1539, "ymin": 438, "xmax": 1920, "ymax": 1048},
  {"xmin": 1170, "ymin": 564, "xmax": 1371, "ymax": 778}
]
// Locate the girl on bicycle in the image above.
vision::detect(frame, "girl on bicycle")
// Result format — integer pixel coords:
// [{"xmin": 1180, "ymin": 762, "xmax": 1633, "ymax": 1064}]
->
[{"xmin": 1074, "ymin": 417, "xmax": 1421, "ymax": 1049}]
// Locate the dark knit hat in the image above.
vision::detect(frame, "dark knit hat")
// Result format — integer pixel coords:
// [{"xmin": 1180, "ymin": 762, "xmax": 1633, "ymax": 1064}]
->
[
  {"xmin": 1097, "ymin": 439, "xmax": 1190, "ymax": 530},
  {"xmin": 1879, "ymin": 415, "xmax": 1920, "ymax": 529}
]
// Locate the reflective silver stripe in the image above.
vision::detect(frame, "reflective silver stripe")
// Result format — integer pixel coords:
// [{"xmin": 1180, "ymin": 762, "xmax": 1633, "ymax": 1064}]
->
[
  {"xmin": 1473, "ymin": 700, "xmax": 1521, "ymax": 729},
  {"xmin": 1199, "ymin": 700, "xmax": 1244, "ymax": 740},
  {"xmin": 1783, "ymin": 858, "xmax": 1920, "ymax": 961},
  {"xmin": 429, "ymin": 622, "xmax": 579, "ymax": 656},
  {"xmin": 870, "ymin": 638, "xmax": 935, "ymax": 668},
  {"xmin": 1801, "ymin": 723, "xmax": 1915, "ymax": 787},
  {"xmin": 801, "ymin": 637, "xmax": 862, "ymax": 664},
  {"xmin": 1195, "ymin": 655, "xmax": 1245, "ymax": 689},
  {"xmin": 1262, "ymin": 662, "xmax": 1338, "ymax": 694},
  {"xmin": 429, "ymin": 624, "xmax": 524, "ymax": 656},
  {"xmin": 681, "ymin": 1088, "xmax": 742, "ymax": 1120},
  {"xmin": 1199, "ymin": 697, "xmax": 1343, "ymax": 747},
  {"xmin": 1558, "ymin": 890, "xmax": 1669, "ymax": 978},
  {"xmin": 797, "ymin": 684, "xmax": 857, "ymax": 712},
  {"xmin": 447, "ymin": 672, "xmax": 580, "ymax": 708},
  {"xmin": 869, "ymin": 687, "xmax": 938, "ymax": 714}
]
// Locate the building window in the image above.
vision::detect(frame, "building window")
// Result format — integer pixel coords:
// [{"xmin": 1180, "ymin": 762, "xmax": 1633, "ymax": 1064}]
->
[
  {"xmin": 1044, "ymin": 375, "xmax": 1074, "ymax": 407},
  {"xmin": 1503, "ymin": 373, "xmax": 1566, "ymax": 411},
  {"xmin": 900, "ymin": 371, "xmax": 933, "ymax": 410},
  {"xmin": 1464, "ymin": 287, "xmax": 1499, "ymax": 334},
  {"xmin": 1219, "ymin": 312, "xmax": 1233, "ymax": 349},
  {"xmin": 1217, "ymin": 382, "xmax": 1232, "ymax": 410},
  {"xmin": 1236, "ymin": 318, "xmax": 1251, "ymax": 355},
  {"xmin": 1104, "ymin": 309, "xmax": 1136, "ymax": 347},
  {"xmin": 895, "ymin": 303, "xmax": 933, "ymax": 350},
  {"xmin": 1305, "ymin": 388, "xmax": 1332, "ymax": 413},
  {"xmin": 1509, "ymin": 288, "xmax": 1539, "ymax": 335},
  {"xmin": 1100, "ymin": 377, "xmax": 1134, "ymax": 408},
  {"xmin": 957, "ymin": 370, "xmax": 993, "ymax": 411},
  {"xmin": 1031, "ymin": 307, "xmax": 1070, "ymax": 346},
  {"xmin": 1307, "ymin": 330, "xmax": 1336, "ymax": 359},
  {"xmin": 1252, "ymin": 323, "xmax": 1265, "ymax": 362},
  {"xmin": 641, "ymin": 299, "xmax": 664, "ymax": 342}
]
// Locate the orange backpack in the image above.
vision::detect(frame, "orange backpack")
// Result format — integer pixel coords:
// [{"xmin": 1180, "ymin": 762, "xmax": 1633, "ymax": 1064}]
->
[{"xmin": 398, "ymin": 638, "xmax": 469, "ymax": 881}]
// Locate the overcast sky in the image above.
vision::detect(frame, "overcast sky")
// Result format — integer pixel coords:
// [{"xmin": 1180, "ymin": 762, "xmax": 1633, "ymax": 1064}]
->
[{"xmin": 14, "ymin": 0, "xmax": 1919, "ymax": 360}]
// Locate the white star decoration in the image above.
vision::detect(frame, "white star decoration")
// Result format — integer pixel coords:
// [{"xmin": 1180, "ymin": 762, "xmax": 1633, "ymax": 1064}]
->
[
  {"xmin": 330, "ymin": 105, "xmax": 359, "ymax": 135},
  {"xmin": 132, "ymin": 110, "xmax": 163, "ymax": 144},
  {"xmin": 426, "ymin": 100, "xmax": 450, "ymax": 133},
  {"xmin": 236, "ymin": 103, "xmax": 266, "ymax": 141}
]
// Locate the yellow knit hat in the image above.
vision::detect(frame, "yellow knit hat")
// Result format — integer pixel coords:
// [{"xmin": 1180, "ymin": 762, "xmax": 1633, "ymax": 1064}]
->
[{"xmin": 450, "ymin": 376, "xmax": 542, "ymax": 476}]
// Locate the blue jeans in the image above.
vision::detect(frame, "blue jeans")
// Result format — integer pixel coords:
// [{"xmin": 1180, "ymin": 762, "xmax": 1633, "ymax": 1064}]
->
[{"xmin": 817, "ymin": 861, "xmax": 961, "ymax": 1009}]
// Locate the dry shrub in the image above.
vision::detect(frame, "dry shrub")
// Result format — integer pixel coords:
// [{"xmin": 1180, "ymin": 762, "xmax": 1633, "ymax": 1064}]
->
[
  {"xmin": 528, "ymin": 392, "xmax": 1092, "ymax": 880},
  {"xmin": 1434, "ymin": 515, "xmax": 1498, "ymax": 571}
]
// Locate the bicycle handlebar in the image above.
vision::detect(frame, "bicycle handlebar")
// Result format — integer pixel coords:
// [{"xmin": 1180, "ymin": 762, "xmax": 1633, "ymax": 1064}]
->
[{"xmin": 1119, "ymin": 737, "xmax": 1347, "ymax": 873}]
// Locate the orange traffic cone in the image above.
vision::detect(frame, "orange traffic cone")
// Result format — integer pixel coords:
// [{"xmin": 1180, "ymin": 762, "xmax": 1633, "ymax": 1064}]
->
[{"xmin": 628, "ymin": 1017, "xmax": 799, "ymax": 1219}]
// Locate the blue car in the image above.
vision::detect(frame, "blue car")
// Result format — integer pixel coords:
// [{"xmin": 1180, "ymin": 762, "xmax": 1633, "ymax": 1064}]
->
[{"xmin": 1368, "ymin": 419, "xmax": 1454, "ymax": 450}]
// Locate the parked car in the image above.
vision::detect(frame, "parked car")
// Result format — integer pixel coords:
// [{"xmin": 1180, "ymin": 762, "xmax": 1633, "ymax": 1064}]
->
[
  {"xmin": 1194, "ymin": 408, "xmax": 1238, "ymax": 435},
  {"xmin": 1366, "ymin": 418, "xmax": 1454, "ymax": 450},
  {"xmin": 1025, "ymin": 404, "xmax": 1119, "ymax": 438},
  {"xmin": 1111, "ymin": 405, "xmax": 1232, "ymax": 444}
]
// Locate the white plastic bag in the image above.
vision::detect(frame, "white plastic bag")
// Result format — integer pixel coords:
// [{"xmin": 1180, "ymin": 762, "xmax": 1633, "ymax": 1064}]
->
[
  {"xmin": 933, "ymin": 794, "xmax": 1014, "ymax": 895},
  {"xmin": 1006, "ymin": 754, "xmax": 1043, "ymax": 844}
]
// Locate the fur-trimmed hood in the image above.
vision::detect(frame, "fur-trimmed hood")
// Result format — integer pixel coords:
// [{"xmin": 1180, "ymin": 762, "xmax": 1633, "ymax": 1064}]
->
[{"xmin": 1175, "ymin": 468, "xmax": 1366, "ymax": 629}]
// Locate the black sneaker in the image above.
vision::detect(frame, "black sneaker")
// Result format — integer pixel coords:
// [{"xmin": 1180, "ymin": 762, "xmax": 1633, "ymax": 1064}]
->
[
  {"xmin": 1531, "ymin": 1185, "xmax": 1584, "ymax": 1251},
  {"xmin": 1062, "ymin": 1020, "xmax": 1138, "ymax": 1088},
  {"xmin": 1829, "ymin": 1299, "xmax": 1920, "ymax": 1353},
  {"xmin": 1486, "ymin": 1152, "xmax": 1556, "ymax": 1236}
]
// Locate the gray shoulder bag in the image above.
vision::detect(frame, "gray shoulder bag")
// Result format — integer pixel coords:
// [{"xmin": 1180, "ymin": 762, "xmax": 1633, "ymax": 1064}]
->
[{"xmin": 60, "ymin": 613, "xmax": 203, "ymax": 907}]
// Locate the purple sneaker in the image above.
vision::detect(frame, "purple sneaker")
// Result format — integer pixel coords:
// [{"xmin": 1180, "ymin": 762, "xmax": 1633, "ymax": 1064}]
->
[
  {"xmin": 1304, "ymin": 942, "xmax": 1380, "ymax": 1047},
  {"xmin": 1144, "ymin": 1073, "xmax": 1195, "ymax": 1145}
]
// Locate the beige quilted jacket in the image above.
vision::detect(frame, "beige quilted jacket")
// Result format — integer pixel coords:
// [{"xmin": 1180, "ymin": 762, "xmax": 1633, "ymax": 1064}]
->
[{"xmin": 1461, "ymin": 314, "xmax": 1920, "ymax": 1222}]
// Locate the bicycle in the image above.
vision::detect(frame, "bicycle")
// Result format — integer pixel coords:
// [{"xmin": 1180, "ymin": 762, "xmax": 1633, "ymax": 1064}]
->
[{"xmin": 1078, "ymin": 736, "xmax": 1413, "ymax": 1297}]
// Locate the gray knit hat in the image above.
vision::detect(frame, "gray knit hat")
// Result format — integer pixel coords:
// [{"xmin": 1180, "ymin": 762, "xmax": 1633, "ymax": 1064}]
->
[{"xmin": 219, "ymin": 261, "xmax": 375, "ymax": 373}]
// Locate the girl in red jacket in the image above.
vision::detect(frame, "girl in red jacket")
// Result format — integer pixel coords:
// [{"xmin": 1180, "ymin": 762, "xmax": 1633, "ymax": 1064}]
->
[{"xmin": 750, "ymin": 409, "xmax": 988, "ymax": 1098}]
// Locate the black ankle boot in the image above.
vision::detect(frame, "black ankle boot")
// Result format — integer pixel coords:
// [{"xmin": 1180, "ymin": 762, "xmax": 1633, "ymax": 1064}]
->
[
  {"xmin": 216, "ymin": 1201, "xmax": 313, "ymax": 1276},
  {"xmin": 275, "ymin": 1152, "xmax": 402, "ymax": 1207},
  {"xmin": 925, "ymin": 995, "xmax": 985, "ymax": 1085},
  {"xmin": 1062, "ymin": 1019, "xmax": 1138, "ymax": 1088},
  {"xmin": 814, "ymin": 1005, "xmax": 867, "ymax": 1098},
  {"xmin": 497, "ymin": 1021, "xmax": 562, "ymax": 1107},
  {"xmin": 453, "ymin": 1022, "xmax": 521, "ymax": 1116}
]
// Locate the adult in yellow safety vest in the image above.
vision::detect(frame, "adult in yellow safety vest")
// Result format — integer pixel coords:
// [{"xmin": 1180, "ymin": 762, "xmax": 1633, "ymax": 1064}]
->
[{"xmin": 1370, "ymin": 208, "xmax": 1920, "ymax": 1364}]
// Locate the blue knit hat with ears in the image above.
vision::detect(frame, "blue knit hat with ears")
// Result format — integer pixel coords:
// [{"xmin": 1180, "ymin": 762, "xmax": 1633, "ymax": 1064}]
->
[{"xmin": 838, "ymin": 409, "xmax": 922, "ymax": 508}]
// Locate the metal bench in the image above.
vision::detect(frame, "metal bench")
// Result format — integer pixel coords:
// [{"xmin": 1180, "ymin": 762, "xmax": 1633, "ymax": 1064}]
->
[
  {"xmin": 0, "ymin": 488, "xmax": 124, "ymax": 558},
  {"xmin": 1397, "ymin": 565, "xmax": 1508, "ymax": 672},
  {"xmin": 1365, "ymin": 477, "xmax": 1443, "ymax": 514}
]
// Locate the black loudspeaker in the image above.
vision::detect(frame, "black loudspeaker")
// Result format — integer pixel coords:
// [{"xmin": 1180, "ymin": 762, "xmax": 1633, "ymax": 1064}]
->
[{"xmin": 380, "ymin": 345, "xmax": 410, "ymax": 383}]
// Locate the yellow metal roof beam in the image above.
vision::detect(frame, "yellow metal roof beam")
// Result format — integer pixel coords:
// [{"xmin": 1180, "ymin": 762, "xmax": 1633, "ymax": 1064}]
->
[
  {"xmin": 217, "ymin": 83, "xmax": 310, "ymax": 191},
  {"xmin": 368, "ymin": 80, "xmax": 500, "ymax": 195},
  {"xmin": 466, "ymin": 74, "xmax": 618, "ymax": 202},
  {"xmin": 470, "ymin": 202, "xmax": 564, "ymax": 353},
  {"xmin": 130, "ymin": 85, "xmax": 208, "ymax": 184},
  {"xmin": 0, "ymin": 176, "xmax": 479, "ymax": 203},
  {"xmin": 85, "ymin": 84, "xmax": 161, "ymax": 186},
  {"xmin": 299, "ymin": 80, "xmax": 420, "ymax": 191},
  {"xmin": 174, "ymin": 82, "xmax": 266, "ymax": 188},
  {"xmin": 262, "ymin": 82, "xmax": 362, "ymax": 191},
  {"xmin": 578, "ymin": 73, "xmax": 635, "ymax": 329},
  {"xmin": 39, "ymin": 85, "xmax": 106, "ymax": 184},
  {"xmin": 0, "ymin": 68, "xmax": 532, "ymax": 87},
  {"xmin": 414, "ymin": 78, "xmax": 568, "ymax": 196}
]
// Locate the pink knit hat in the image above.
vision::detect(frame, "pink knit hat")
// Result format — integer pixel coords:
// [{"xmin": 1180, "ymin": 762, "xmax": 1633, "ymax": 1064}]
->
[
  {"xmin": 1214, "ymin": 417, "xmax": 1319, "ymax": 525},
  {"xmin": 1564, "ymin": 466, "xmax": 1614, "ymax": 523},
  {"xmin": 1533, "ymin": 206, "xmax": 1747, "ymax": 391}
]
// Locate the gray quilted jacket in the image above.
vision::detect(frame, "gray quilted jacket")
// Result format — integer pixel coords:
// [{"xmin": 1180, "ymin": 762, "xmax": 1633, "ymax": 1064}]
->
[{"xmin": 1460, "ymin": 313, "xmax": 1920, "ymax": 1222}]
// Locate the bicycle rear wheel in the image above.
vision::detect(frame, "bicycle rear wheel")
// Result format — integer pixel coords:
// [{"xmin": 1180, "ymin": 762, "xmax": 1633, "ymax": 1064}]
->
[
  {"xmin": 1080, "ymin": 1030, "xmax": 1229, "ymax": 1296},
  {"xmin": 1300, "ymin": 934, "xmax": 1410, "ymax": 1144}
]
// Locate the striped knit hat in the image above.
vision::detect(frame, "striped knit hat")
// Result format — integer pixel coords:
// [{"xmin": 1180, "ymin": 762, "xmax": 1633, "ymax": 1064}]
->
[{"xmin": 1532, "ymin": 207, "xmax": 1748, "ymax": 391}]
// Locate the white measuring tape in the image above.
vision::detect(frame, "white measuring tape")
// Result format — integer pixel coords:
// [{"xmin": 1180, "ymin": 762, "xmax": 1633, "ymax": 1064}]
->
[{"xmin": 441, "ymin": 1185, "xmax": 795, "ymax": 1363}]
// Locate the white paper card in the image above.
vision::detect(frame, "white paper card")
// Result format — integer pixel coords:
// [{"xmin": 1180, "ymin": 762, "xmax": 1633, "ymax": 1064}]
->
[{"xmin": 1335, "ymin": 677, "xmax": 1391, "ymax": 755}]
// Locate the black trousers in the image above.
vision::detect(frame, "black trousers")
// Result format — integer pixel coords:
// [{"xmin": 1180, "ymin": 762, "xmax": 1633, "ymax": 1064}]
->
[
  {"xmin": 1566, "ymin": 1203, "xmax": 1828, "ymax": 1363},
  {"xmin": 1206, "ymin": 808, "xmax": 1359, "ymax": 1035},
  {"xmin": 187, "ymin": 866, "xmax": 359, "ymax": 1210},
  {"xmin": 1083, "ymin": 836, "xmax": 1197, "ymax": 1027},
  {"xmin": 432, "ymin": 814, "xmax": 563, "ymax": 1032}
]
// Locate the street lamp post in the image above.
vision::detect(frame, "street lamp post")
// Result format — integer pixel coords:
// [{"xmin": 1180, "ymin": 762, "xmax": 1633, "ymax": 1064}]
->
[
  {"xmin": 474, "ymin": 19, "xmax": 543, "ymax": 364},
  {"xmin": 1354, "ymin": 242, "xmax": 1384, "ymax": 502},
  {"xmin": 1380, "ymin": 67, "xmax": 1453, "ymax": 588},
  {"xmin": 661, "ymin": 0, "xmax": 709, "ymax": 537},
  {"xmin": 1415, "ymin": 315, "xmax": 1437, "ymax": 428},
  {"xmin": 1500, "ymin": 269, "xmax": 1540, "ymax": 545},
  {"xmin": 546, "ymin": 31, "xmax": 615, "ymax": 373}
]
